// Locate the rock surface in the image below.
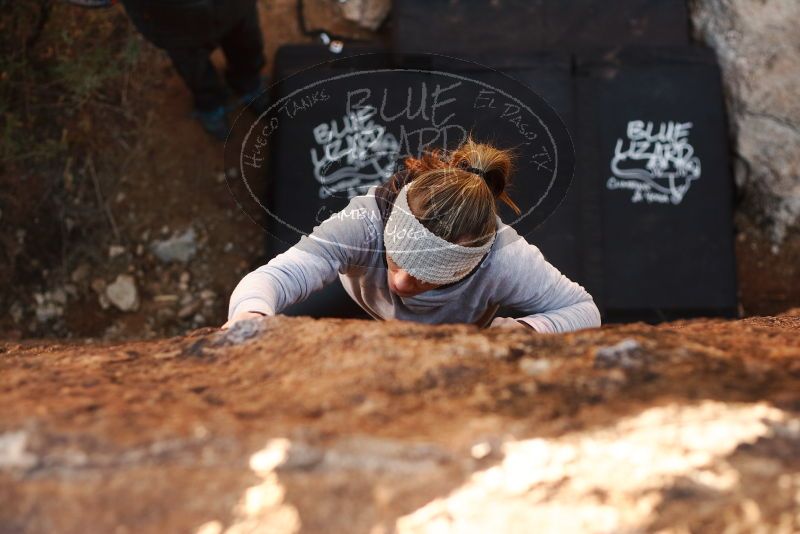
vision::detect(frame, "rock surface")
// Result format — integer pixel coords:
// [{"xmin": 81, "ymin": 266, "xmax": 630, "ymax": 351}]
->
[
  {"xmin": 150, "ymin": 227, "xmax": 199, "ymax": 264},
  {"xmin": 690, "ymin": 0, "xmax": 800, "ymax": 242},
  {"xmin": 105, "ymin": 274, "xmax": 140, "ymax": 312},
  {"xmin": 340, "ymin": 0, "xmax": 391, "ymax": 31},
  {"xmin": 1, "ymin": 312, "xmax": 800, "ymax": 533}
]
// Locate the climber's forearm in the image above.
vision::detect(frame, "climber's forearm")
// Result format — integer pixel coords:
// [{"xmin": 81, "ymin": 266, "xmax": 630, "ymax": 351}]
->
[
  {"xmin": 227, "ymin": 269, "xmax": 282, "ymax": 319},
  {"xmin": 515, "ymin": 298, "xmax": 601, "ymax": 334}
]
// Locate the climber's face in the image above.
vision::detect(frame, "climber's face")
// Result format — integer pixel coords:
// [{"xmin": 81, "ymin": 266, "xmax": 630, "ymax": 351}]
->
[{"xmin": 386, "ymin": 254, "xmax": 440, "ymax": 297}]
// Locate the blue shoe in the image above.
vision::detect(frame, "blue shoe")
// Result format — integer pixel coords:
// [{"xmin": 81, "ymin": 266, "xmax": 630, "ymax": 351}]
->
[{"xmin": 192, "ymin": 105, "xmax": 229, "ymax": 141}]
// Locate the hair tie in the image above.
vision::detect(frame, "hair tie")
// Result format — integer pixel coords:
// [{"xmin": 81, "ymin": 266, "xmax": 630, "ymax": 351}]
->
[{"xmin": 464, "ymin": 165, "xmax": 486, "ymax": 179}]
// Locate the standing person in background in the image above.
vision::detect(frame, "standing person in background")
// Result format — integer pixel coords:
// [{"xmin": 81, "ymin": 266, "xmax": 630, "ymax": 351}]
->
[
  {"xmin": 119, "ymin": 0, "xmax": 268, "ymax": 140},
  {"xmin": 223, "ymin": 137, "xmax": 602, "ymax": 333}
]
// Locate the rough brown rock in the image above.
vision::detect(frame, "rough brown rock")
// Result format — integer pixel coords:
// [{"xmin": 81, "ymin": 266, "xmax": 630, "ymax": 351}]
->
[{"xmin": 1, "ymin": 312, "xmax": 800, "ymax": 533}]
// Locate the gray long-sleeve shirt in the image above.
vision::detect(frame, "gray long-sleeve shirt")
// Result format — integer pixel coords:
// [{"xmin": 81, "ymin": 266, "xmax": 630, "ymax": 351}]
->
[{"xmin": 228, "ymin": 186, "xmax": 601, "ymax": 333}]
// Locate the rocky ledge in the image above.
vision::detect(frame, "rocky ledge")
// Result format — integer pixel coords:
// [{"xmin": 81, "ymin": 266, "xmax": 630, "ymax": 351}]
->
[{"xmin": 1, "ymin": 312, "xmax": 800, "ymax": 533}]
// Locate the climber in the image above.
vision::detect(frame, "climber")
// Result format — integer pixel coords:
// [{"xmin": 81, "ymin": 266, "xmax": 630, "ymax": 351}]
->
[{"xmin": 223, "ymin": 137, "xmax": 602, "ymax": 333}]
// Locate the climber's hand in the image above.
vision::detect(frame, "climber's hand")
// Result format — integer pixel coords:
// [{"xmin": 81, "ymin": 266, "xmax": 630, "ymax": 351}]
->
[
  {"xmin": 490, "ymin": 317, "xmax": 537, "ymax": 331},
  {"xmin": 221, "ymin": 310, "xmax": 268, "ymax": 330}
]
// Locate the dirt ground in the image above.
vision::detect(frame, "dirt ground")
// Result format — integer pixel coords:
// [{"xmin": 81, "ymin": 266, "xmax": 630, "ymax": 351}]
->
[
  {"xmin": 1, "ymin": 0, "xmax": 798, "ymax": 341},
  {"xmin": 0, "ymin": 0, "xmax": 378, "ymax": 340},
  {"xmin": 735, "ymin": 213, "xmax": 800, "ymax": 317}
]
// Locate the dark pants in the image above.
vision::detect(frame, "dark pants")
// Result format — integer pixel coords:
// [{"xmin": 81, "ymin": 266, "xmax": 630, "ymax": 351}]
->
[{"xmin": 121, "ymin": 0, "xmax": 266, "ymax": 111}]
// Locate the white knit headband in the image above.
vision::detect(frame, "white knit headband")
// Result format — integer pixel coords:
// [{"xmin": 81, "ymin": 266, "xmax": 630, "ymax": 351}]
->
[{"xmin": 384, "ymin": 183, "xmax": 496, "ymax": 284}]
